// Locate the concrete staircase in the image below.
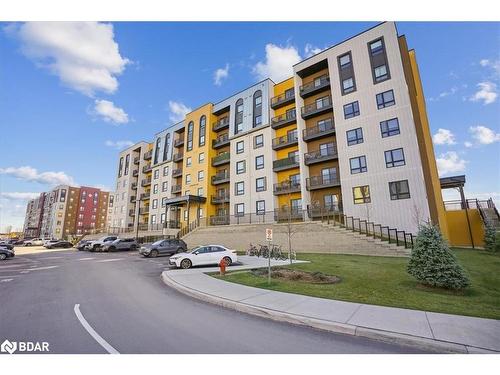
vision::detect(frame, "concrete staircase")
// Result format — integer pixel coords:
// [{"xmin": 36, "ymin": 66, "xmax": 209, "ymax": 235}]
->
[
  {"xmin": 481, "ymin": 207, "xmax": 500, "ymax": 231},
  {"xmin": 182, "ymin": 221, "xmax": 410, "ymax": 257}
]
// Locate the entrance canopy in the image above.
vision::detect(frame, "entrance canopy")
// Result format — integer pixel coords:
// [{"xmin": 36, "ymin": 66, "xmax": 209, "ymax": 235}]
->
[{"xmin": 440, "ymin": 175, "xmax": 465, "ymax": 190}]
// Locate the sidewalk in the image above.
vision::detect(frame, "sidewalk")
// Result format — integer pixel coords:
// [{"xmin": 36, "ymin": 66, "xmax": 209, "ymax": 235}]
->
[{"xmin": 162, "ymin": 256, "xmax": 500, "ymax": 354}]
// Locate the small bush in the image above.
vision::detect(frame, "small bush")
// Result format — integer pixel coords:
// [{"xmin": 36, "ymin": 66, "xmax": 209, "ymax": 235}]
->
[
  {"xmin": 408, "ymin": 222, "xmax": 470, "ymax": 290},
  {"xmin": 484, "ymin": 223, "xmax": 499, "ymax": 252}
]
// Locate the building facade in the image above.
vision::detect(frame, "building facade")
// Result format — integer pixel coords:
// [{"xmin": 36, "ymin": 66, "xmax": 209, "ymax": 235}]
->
[{"xmin": 109, "ymin": 22, "xmax": 446, "ymax": 236}]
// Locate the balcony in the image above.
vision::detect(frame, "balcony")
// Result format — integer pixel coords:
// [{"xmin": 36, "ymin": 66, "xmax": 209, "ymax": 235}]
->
[
  {"xmin": 211, "ymin": 172, "xmax": 230, "ymax": 185},
  {"xmin": 131, "ymin": 182, "xmax": 137, "ymax": 190},
  {"xmin": 304, "ymin": 145, "xmax": 338, "ymax": 165},
  {"xmin": 301, "ymin": 96, "xmax": 333, "ymax": 120},
  {"xmin": 174, "ymin": 137, "xmax": 184, "ymax": 148},
  {"xmin": 273, "ymin": 181, "xmax": 301, "ymax": 195},
  {"xmin": 128, "ymin": 209, "xmax": 135, "ymax": 217},
  {"xmin": 270, "ymin": 90, "xmax": 295, "ymax": 110},
  {"xmin": 133, "ymin": 156, "xmax": 140, "ymax": 165},
  {"xmin": 130, "ymin": 196, "xmax": 136, "ymax": 203},
  {"xmin": 132, "ymin": 169, "xmax": 139, "ymax": 177},
  {"xmin": 211, "ymin": 194, "xmax": 230, "ymax": 204},
  {"xmin": 213, "ymin": 117, "xmax": 229, "ymax": 132},
  {"xmin": 306, "ymin": 174, "xmax": 341, "ymax": 190},
  {"xmin": 303, "ymin": 118, "xmax": 335, "ymax": 141},
  {"xmin": 139, "ymin": 206, "xmax": 150, "ymax": 215},
  {"xmin": 271, "ymin": 110, "xmax": 296, "ymax": 130},
  {"xmin": 171, "ymin": 185, "xmax": 182, "ymax": 194},
  {"xmin": 173, "ymin": 152, "xmax": 184, "ymax": 162},
  {"xmin": 142, "ymin": 164, "xmax": 152, "ymax": 173},
  {"xmin": 273, "ymin": 155, "xmax": 300, "ymax": 172},
  {"xmin": 172, "ymin": 168, "xmax": 183, "ymax": 178},
  {"xmin": 272, "ymin": 132, "xmax": 298, "ymax": 151},
  {"xmin": 140, "ymin": 192, "xmax": 150, "ymax": 200},
  {"xmin": 143, "ymin": 150, "xmax": 153, "ymax": 160},
  {"xmin": 299, "ymin": 74, "xmax": 330, "ymax": 98},
  {"xmin": 141, "ymin": 177, "xmax": 151, "ymax": 187},
  {"xmin": 212, "ymin": 134, "xmax": 230, "ymax": 149},
  {"xmin": 211, "ymin": 152, "xmax": 230, "ymax": 167},
  {"xmin": 210, "ymin": 215, "xmax": 230, "ymax": 226}
]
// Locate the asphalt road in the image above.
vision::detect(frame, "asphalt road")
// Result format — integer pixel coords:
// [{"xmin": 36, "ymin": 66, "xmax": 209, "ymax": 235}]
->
[{"xmin": 0, "ymin": 249, "xmax": 427, "ymax": 354}]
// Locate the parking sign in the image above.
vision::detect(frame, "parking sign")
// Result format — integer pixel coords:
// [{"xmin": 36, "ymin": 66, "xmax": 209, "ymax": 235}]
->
[{"xmin": 265, "ymin": 228, "xmax": 273, "ymax": 242}]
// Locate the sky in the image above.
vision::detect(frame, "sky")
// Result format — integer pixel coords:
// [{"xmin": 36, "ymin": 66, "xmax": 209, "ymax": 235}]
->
[{"xmin": 0, "ymin": 21, "xmax": 499, "ymax": 232}]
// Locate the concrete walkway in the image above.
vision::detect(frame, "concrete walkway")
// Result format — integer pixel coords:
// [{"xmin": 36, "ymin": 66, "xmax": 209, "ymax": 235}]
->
[{"xmin": 162, "ymin": 256, "xmax": 500, "ymax": 354}]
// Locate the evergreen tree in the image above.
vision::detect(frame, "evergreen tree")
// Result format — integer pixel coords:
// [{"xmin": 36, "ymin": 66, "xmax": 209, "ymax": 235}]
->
[
  {"xmin": 408, "ymin": 222, "xmax": 470, "ymax": 289},
  {"xmin": 483, "ymin": 223, "xmax": 498, "ymax": 252}
]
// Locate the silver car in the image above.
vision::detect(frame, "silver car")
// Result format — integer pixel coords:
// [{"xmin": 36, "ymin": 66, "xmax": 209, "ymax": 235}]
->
[{"xmin": 101, "ymin": 238, "xmax": 138, "ymax": 252}]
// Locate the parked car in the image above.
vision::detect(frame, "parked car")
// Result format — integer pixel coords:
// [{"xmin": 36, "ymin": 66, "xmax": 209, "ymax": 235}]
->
[
  {"xmin": 45, "ymin": 241, "xmax": 73, "ymax": 249},
  {"xmin": 75, "ymin": 240, "xmax": 90, "ymax": 251},
  {"xmin": 85, "ymin": 236, "xmax": 118, "ymax": 252},
  {"xmin": 43, "ymin": 239, "xmax": 60, "ymax": 247},
  {"xmin": 0, "ymin": 241, "xmax": 14, "ymax": 251},
  {"xmin": 139, "ymin": 238, "xmax": 187, "ymax": 258},
  {"xmin": 24, "ymin": 238, "xmax": 44, "ymax": 246},
  {"xmin": 0, "ymin": 247, "xmax": 15, "ymax": 261},
  {"xmin": 168, "ymin": 245, "xmax": 237, "ymax": 269},
  {"xmin": 13, "ymin": 239, "xmax": 26, "ymax": 246},
  {"xmin": 102, "ymin": 238, "xmax": 138, "ymax": 252}
]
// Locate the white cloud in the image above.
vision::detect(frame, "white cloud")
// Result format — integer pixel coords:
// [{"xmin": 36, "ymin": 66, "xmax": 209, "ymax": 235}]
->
[
  {"xmin": 464, "ymin": 141, "xmax": 473, "ymax": 148},
  {"xmin": 469, "ymin": 81, "xmax": 498, "ymax": 105},
  {"xmin": 94, "ymin": 99, "xmax": 129, "ymax": 124},
  {"xmin": 432, "ymin": 128, "xmax": 456, "ymax": 145},
  {"xmin": 0, "ymin": 166, "xmax": 75, "ymax": 186},
  {"xmin": 213, "ymin": 64, "xmax": 229, "ymax": 86},
  {"xmin": 253, "ymin": 44, "xmax": 301, "ymax": 82},
  {"xmin": 469, "ymin": 125, "xmax": 500, "ymax": 145},
  {"xmin": 168, "ymin": 100, "xmax": 191, "ymax": 123},
  {"xmin": 8, "ymin": 22, "xmax": 130, "ymax": 96},
  {"xmin": 104, "ymin": 140, "xmax": 134, "ymax": 150},
  {"xmin": 304, "ymin": 44, "xmax": 323, "ymax": 58},
  {"xmin": 436, "ymin": 152, "xmax": 467, "ymax": 176},
  {"xmin": 479, "ymin": 58, "xmax": 500, "ymax": 78},
  {"xmin": 0, "ymin": 192, "xmax": 40, "ymax": 200}
]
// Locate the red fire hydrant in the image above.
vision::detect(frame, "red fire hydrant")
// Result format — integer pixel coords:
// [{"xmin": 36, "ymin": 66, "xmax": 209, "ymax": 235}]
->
[{"xmin": 219, "ymin": 258, "xmax": 226, "ymax": 276}]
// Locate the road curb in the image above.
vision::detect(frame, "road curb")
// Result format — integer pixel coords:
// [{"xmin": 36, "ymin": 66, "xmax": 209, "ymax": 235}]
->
[{"xmin": 161, "ymin": 271, "xmax": 497, "ymax": 354}]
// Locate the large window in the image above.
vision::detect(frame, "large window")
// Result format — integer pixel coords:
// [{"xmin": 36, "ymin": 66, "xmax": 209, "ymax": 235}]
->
[
  {"xmin": 380, "ymin": 118, "xmax": 400, "ymax": 138},
  {"xmin": 324, "ymin": 194, "xmax": 338, "ymax": 210},
  {"xmin": 236, "ymin": 160, "xmax": 246, "ymax": 174},
  {"xmin": 350, "ymin": 156, "xmax": 367, "ymax": 174},
  {"xmin": 290, "ymin": 199, "xmax": 302, "ymax": 212},
  {"xmin": 369, "ymin": 39, "xmax": 384, "ymax": 56},
  {"xmin": 163, "ymin": 133, "xmax": 170, "ymax": 161},
  {"xmin": 162, "ymin": 181, "xmax": 168, "ymax": 192},
  {"xmin": 235, "ymin": 98, "xmax": 244, "ymax": 134},
  {"xmin": 235, "ymin": 181, "xmax": 244, "ymax": 196},
  {"xmin": 256, "ymin": 200, "xmax": 265, "ymax": 215},
  {"xmin": 346, "ymin": 128, "xmax": 363, "ymax": 146},
  {"xmin": 118, "ymin": 157, "xmax": 123, "ymax": 177},
  {"xmin": 199, "ymin": 115, "xmax": 206, "ymax": 146},
  {"xmin": 152, "ymin": 199, "xmax": 158, "ymax": 209},
  {"xmin": 185, "ymin": 174, "xmax": 191, "ymax": 184},
  {"xmin": 343, "ymin": 101, "xmax": 360, "ymax": 119},
  {"xmin": 154, "ymin": 138, "xmax": 161, "ymax": 164},
  {"xmin": 368, "ymin": 38, "xmax": 391, "ymax": 84},
  {"xmin": 339, "ymin": 53, "xmax": 351, "ymax": 68},
  {"xmin": 124, "ymin": 154, "xmax": 130, "ymax": 175},
  {"xmin": 342, "ymin": 77, "xmax": 355, "ymax": 94},
  {"xmin": 389, "ymin": 180, "xmax": 410, "ymax": 200},
  {"xmin": 187, "ymin": 121, "xmax": 194, "ymax": 151},
  {"xmin": 374, "ymin": 65, "xmax": 389, "ymax": 82},
  {"xmin": 338, "ymin": 51, "xmax": 356, "ymax": 95},
  {"xmin": 256, "ymin": 177, "xmax": 266, "ymax": 192},
  {"xmin": 253, "ymin": 90, "xmax": 262, "ymax": 128},
  {"xmin": 376, "ymin": 90, "xmax": 395, "ymax": 109},
  {"xmin": 353, "ymin": 185, "xmax": 371, "ymax": 204},
  {"xmin": 254, "ymin": 134, "xmax": 264, "ymax": 148},
  {"xmin": 235, "ymin": 203, "xmax": 245, "ymax": 217},
  {"xmin": 385, "ymin": 148, "xmax": 405, "ymax": 168},
  {"xmin": 153, "ymin": 184, "xmax": 158, "ymax": 194},
  {"xmin": 236, "ymin": 141, "xmax": 244, "ymax": 154},
  {"xmin": 255, "ymin": 155, "xmax": 264, "ymax": 170}
]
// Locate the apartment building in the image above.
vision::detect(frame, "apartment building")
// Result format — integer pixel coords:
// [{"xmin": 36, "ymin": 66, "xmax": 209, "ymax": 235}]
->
[
  {"xmin": 23, "ymin": 185, "xmax": 112, "ymax": 239},
  {"xmin": 110, "ymin": 22, "xmax": 446, "ymax": 236}
]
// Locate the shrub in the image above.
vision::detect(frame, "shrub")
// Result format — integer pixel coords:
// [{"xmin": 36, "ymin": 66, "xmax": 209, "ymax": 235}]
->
[
  {"xmin": 408, "ymin": 222, "xmax": 470, "ymax": 290},
  {"xmin": 484, "ymin": 223, "xmax": 499, "ymax": 252}
]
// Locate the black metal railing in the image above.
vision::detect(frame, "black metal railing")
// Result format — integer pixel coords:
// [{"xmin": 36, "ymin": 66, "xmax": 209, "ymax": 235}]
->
[
  {"xmin": 213, "ymin": 117, "xmax": 230, "ymax": 132},
  {"xmin": 132, "ymin": 169, "xmax": 139, "ymax": 177},
  {"xmin": 212, "ymin": 134, "xmax": 230, "ymax": 148},
  {"xmin": 301, "ymin": 96, "xmax": 332, "ymax": 119},
  {"xmin": 303, "ymin": 118, "xmax": 335, "ymax": 141},
  {"xmin": 211, "ymin": 172, "xmax": 230, "ymax": 184},
  {"xmin": 133, "ymin": 156, "xmax": 140, "ymax": 164},
  {"xmin": 306, "ymin": 174, "xmax": 341, "ymax": 190},
  {"xmin": 174, "ymin": 137, "xmax": 184, "ymax": 147},
  {"xmin": 212, "ymin": 152, "xmax": 230, "ymax": 166},
  {"xmin": 171, "ymin": 185, "xmax": 182, "ymax": 194},
  {"xmin": 143, "ymin": 150, "xmax": 152, "ymax": 160},
  {"xmin": 271, "ymin": 110, "xmax": 296, "ymax": 129},
  {"xmin": 131, "ymin": 182, "xmax": 137, "ymax": 190},
  {"xmin": 300, "ymin": 74, "xmax": 330, "ymax": 97},
  {"xmin": 142, "ymin": 164, "xmax": 152, "ymax": 173},
  {"xmin": 139, "ymin": 207, "xmax": 149, "ymax": 215},
  {"xmin": 272, "ymin": 132, "xmax": 298, "ymax": 150},
  {"xmin": 273, "ymin": 155, "xmax": 300, "ymax": 171},
  {"xmin": 270, "ymin": 90, "xmax": 295, "ymax": 109},
  {"xmin": 273, "ymin": 181, "xmax": 301, "ymax": 195},
  {"xmin": 172, "ymin": 168, "xmax": 183, "ymax": 177},
  {"xmin": 173, "ymin": 152, "xmax": 184, "ymax": 162},
  {"xmin": 211, "ymin": 194, "xmax": 230, "ymax": 204},
  {"xmin": 141, "ymin": 177, "xmax": 152, "ymax": 187},
  {"xmin": 304, "ymin": 144, "xmax": 338, "ymax": 165},
  {"xmin": 140, "ymin": 192, "xmax": 150, "ymax": 200}
]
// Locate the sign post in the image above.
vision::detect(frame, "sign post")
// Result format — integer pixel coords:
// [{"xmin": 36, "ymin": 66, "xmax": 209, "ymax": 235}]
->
[{"xmin": 265, "ymin": 228, "xmax": 273, "ymax": 284}]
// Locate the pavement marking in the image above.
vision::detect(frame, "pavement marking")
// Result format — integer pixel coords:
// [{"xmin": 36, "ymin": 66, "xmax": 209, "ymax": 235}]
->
[
  {"xmin": 38, "ymin": 256, "xmax": 64, "ymax": 260},
  {"xmin": 77, "ymin": 258, "xmax": 95, "ymax": 261},
  {"xmin": 73, "ymin": 304, "xmax": 119, "ymax": 354},
  {"xmin": 95, "ymin": 258, "xmax": 123, "ymax": 263},
  {"xmin": 0, "ymin": 278, "xmax": 13, "ymax": 283},
  {"xmin": 0, "ymin": 265, "xmax": 59, "ymax": 273},
  {"xmin": 19, "ymin": 271, "xmax": 29, "ymax": 274}
]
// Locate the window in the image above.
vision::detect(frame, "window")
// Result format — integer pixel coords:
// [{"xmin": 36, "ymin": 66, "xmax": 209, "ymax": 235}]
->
[
  {"xmin": 256, "ymin": 177, "xmax": 266, "ymax": 192},
  {"xmin": 184, "ymin": 210, "xmax": 188, "ymax": 221},
  {"xmin": 161, "ymin": 197, "xmax": 167, "ymax": 207},
  {"xmin": 198, "ymin": 152, "xmax": 205, "ymax": 163},
  {"xmin": 235, "ymin": 98, "xmax": 243, "ymax": 134},
  {"xmin": 290, "ymin": 199, "xmax": 302, "ymax": 212},
  {"xmin": 163, "ymin": 166, "xmax": 169, "ymax": 176},
  {"xmin": 118, "ymin": 157, "xmax": 123, "ymax": 177},
  {"xmin": 385, "ymin": 148, "xmax": 406, "ymax": 168},
  {"xmin": 199, "ymin": 115, "xmax": 206, "ymax": 146},
  {"xmin": 342, "ymin": 78, "xmax": 355, "ymax": 93},
  {"xmin": 198, "ymin": 170, "xmax": 204, "ymax": 181},
  {"xmin": 353, "ymin": 185, "xmax": 371, "ymax": 204},
  {"xmin": 346, "ymin": 128, "xmax": 363, "ymax": 146},
  {"xmin": 290, "ymin": 173, "xmax": 300, "ymax": 185},
  {"xmin": 374, "ymin": 65, "xmax": 388, "ymax": 82},
  {"xmin": 256, "ymin": 200, "xmax": 265, "ymax": 215},
  {"xmin": 324, "ymin": 194, "xmax": 339, "ymax": 210},
  {"xmin": 153, "ymin": 184, "xmax": 158, "ymax": 194},
  {"xmin": 380, "ymin": 118, "xmax": 400, "ymax": 138},
  {"xmin": 187, "ymin": 121, "xmax": 194, "ymax": 151},
  {"xmin": 254, "ymin": 134, "xmax": 264, "ymax": 148},
  {"xmin": 236, "ymin": 160, "xmax": 246, "ymax": 174},
  {"xmin": 152, "ymin": 199, "xmax": 158, "ymax": 209},
  {"xmin": 185, "ymin": 174, "xmax": 191, "ymax": 184},
  {"xmin": 235, "ymin": 181, "xmax": 244, "ymax": 196},
  {"xmin": 285, "ymin": 87, "xmax": 294, "ymax": 99},
  {"xmin": 197, "ymin": 187, "xmax": 204, "ymax": 197},
  {"xmin": 253, "ymin": 90, "xmax": 262, "ymax": 128},
  {"xmin": 255, "ymin": 155, "xmax": 264, "ymax": 170},
  {"xmin": 197, "ymin": 207, "xmax": 203, "ymax": 219},
  {"xmin": 339, "ymin": 53, "xmax": 351, "ymax": 68},
  {"xmin": 389, "ymin": 180, "xmax": 410, "ymax": 200},
  {"xmin": 154, "ymin": 169, "xmax": 159, "ymax": 179},
  {"xmin": 186, "ymin": 156, "xmax": 192, "ymax": 167},
  {"xmin": 154, "ymin": 138, "xmax": 161, "ymax": 164},
  {"xmin": 236, "ymin": 141, "xmax": 244, "ymax": 154},
  {"xmin": 235, "ymin": 203, "xmax": 245, "ymax": 217},
  {"xmin": 160, "ymin": 213, "xmax": 166, "ymax": 223},
  {"xmin": 124, "ymin": 154, "xmax": 130, "ymax": 175},
  {"xmin": 343, "ymin": 101, "xmax": 360, "ymax": 119},
  {"xmin": 162, "ymin": 181, "xmax": 168, "ymax": 192},
  {"xmin": 350, "ymin": 156, "xmax": 367, "ymax": 174},
  {"xmin": 376, "ymin": 90, "xmax": 395, "ymax": 109},
  {"xmin": 163, "ymin": 133, "xmax": 170, "ymax": 162},
  {"xmin": 151, "ymin": 215, "xmax": 156, "ymax": 224},
  {"xmin": 369, "ymin": 39, "xmax": 384, "ymax": 56}
]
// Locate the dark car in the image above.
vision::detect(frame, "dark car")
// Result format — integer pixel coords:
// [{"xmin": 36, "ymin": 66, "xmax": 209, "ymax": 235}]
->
[
  {"xmin": 45, "ymin": 241, "xmax": 73, "ymax": 249},
  {"xmin": 0, "ymin": 247, "xmax": 15, "ymax": 260},
  {"xmin": 75, "ymin": 240, "xmax": 90, "ymax": 251},
  {"xmin": 139, "ymin": 238, "xmax": 187, "ymax": 258},
  {"xmin": 0, "ymin": 241, "xmax": 14, "ymax": 251}
]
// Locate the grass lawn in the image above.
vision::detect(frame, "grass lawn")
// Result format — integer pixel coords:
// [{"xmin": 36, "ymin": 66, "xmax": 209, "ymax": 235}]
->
[{"xmin": 215, "ymin": 248, "xmax": 500, "ymax": 320}]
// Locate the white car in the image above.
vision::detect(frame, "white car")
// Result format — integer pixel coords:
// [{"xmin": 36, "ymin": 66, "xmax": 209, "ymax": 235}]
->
[
  {"xmin": 43, "ymin": 239, "xmax": 59, "ymax": 247},
  {"xmin": 24, "ymin": 238, "xmax": 44, "ymax": 246},
  {"xmin": 169, "ymin": 245, "xmax": 237, "ymax": 269}
]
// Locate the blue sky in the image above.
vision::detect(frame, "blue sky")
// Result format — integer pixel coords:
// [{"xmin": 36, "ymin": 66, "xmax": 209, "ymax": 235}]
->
[{"xmin": 0, "ymin": 22, "xmax": 499, "ymax": 231}]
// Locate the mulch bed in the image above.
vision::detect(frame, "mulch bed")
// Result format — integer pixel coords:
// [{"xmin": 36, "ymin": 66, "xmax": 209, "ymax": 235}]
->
[{"xmin": 250, "ymin": 267, "xmax": 341, "ymax": 284}]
